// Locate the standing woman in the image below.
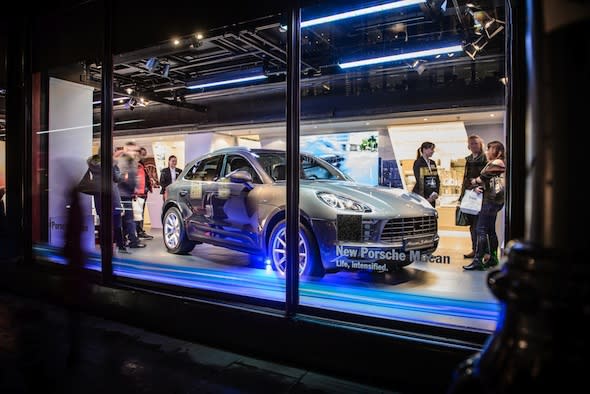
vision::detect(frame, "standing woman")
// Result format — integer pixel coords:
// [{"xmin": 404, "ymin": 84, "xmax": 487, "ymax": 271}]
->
[
  {"xmin": 463, "ymin": 140, "xmax": 506, "ymax": 270},
  {"xmin": 412, "ymin": 141, "xmax": 440, "ymax": 207},
  {"xmin": 459, "ymin": 135, "xmax": 488, "ymax": 258}
]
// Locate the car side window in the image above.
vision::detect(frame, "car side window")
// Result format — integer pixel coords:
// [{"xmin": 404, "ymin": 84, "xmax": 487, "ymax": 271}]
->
[
  {"xmin": 185, "ymin": 156, "xmax": 222, "ymax": 181},
  {"xmin": 225, "ymin": 155, "xmax": 261, "ymax": 183},
  {"xmin": 301, "ymin": 156, "xmax": 337, "ymax": 180}
]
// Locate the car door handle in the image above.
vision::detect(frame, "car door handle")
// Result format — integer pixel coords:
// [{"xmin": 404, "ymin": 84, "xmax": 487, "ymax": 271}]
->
[{"xmin": 179, "ymin": 190, "xmax": 188, "ymax": 197}]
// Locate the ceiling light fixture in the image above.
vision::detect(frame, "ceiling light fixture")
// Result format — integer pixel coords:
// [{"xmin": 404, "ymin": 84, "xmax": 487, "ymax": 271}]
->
[
  {"xmin": 463, "ymin": 35, "xmax": 488, "ymax": 60},
  {"xmin": 146, "ymin": 57, "xmax": 160, "ymax": 72},
  {"xmin": 409, "ymin": 59, "xmax": 427, "ymax": 75},
  {"xmin": 187, "ymin": 67, "xmax": 268, "ymax": 90},
  {"xmin": 484, "ymin": 17, "xmax": 505, "ymax": 39},
  {"xmin": 161, "ymin": 63, "xmax": 170, "ymax": 78},
  {"xmin": 338, "ymin": 44, "xmax": 463, "ymax": 69},
  {"xmin": 92, "ymin": 96, "xmax": 129, "ymax": 105},
  {"xmin": 187, "ymin": 75, "xmax": 267, "ymax": 90},
  {"xmin": 301, "ymin": 0, "xmax": 425, "ymax": 28}
]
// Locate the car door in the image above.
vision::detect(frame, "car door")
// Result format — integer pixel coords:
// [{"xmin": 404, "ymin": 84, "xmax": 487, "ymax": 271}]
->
[
  {"xmin": 208, "ymin": 154, "xmax": 261, "ymax": 250},
  {"xmin": 183, "ymin": 154, "xmax": 223, "ymax": 240}
]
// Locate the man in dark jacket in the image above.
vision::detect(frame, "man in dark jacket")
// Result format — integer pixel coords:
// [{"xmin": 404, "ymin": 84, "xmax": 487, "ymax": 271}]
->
[{"xmin": 159, "ymin": 155, "xmax": 182, "ymax": 202}]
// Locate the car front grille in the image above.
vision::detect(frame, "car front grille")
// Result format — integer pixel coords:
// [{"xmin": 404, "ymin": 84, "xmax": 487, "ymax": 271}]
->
[{"xmin": 379, "ymin": 216, "xmax": 437, "ymax": 243}]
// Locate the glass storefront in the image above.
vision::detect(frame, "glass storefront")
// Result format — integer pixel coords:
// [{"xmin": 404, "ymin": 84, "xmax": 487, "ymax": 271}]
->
[
  {"xmin": 20, "ymin": 1, "xmax": 508, "ymax": 333},
  {"xmin": 296, "ymin": 1, "xmax": 506, "ymax": 330}
]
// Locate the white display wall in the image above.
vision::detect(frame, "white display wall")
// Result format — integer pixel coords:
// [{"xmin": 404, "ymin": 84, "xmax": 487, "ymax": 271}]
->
[{"xmin": 47, "ymin": 77, "xmax": 95, "ymax": 251}]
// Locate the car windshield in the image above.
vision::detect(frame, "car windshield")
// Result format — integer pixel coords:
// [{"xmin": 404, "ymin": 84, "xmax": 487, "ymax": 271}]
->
[{"xmin": 254, "ymin": 151, "xmax": 352, "ymax": 182}]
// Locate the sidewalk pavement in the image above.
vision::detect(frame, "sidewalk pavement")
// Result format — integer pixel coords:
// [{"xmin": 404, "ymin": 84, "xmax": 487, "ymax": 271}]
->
[{"xmin": 0, "ymin": 291, "xmax": 400, "ymax": 394}]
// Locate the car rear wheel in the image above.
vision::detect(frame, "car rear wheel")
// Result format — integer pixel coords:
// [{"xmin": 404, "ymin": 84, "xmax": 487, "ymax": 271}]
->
[
  {"xmin": 268, "ymin": 220, "xmax": 324, "ymax": 277},
  {"xmin": 163, "ymin": 206, "xmax": 197, "ymax": 254}
]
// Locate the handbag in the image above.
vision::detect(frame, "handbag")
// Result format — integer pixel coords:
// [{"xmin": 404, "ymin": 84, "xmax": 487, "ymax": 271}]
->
[
  {"xmin": 455, "ymin": 206, "xmax": 470, "ymax": 226},
  {"xmin": 77, "ymin": 169, "xmax": 98, "ymax": 195},
  {"xmin": 489, "ymin": 175, "xmax": 505, "ymax": 200},
  {"xmin": 460, "ymin": 189, "xmax": 483, "ymax": 215}
]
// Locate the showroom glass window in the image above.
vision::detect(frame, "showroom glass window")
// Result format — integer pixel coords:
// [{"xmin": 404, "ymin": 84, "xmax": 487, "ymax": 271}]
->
[
  {"xmin": 29, "ymin": 2, "xmax": 107, "ymax": 272},
  {"xmin": 102, "ymin": 4, "xmax": 289, "ymax": 306},
  {"xmin": 297, "ymin": 0, "xmax": 507, "ymax": 332}
]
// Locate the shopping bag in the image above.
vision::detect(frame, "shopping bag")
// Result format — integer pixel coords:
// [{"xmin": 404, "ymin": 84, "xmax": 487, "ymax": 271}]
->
[
  {"xmin": 455, "ymin": 206, "xmax": 470, "ymax": 226},
  {"xmin": 132, "ymin": 197, "xmax": 145, "ymax": 221},
  {"xmin": 459, "ymin": 189, "xmax": 483, "ymax": 215}
]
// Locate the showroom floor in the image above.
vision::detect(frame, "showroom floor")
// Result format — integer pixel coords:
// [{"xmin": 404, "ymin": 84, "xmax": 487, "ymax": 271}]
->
[
  {"xmin": 35, "ymin": 225, "xmax": 501, "ymax": 333},
  {"xmin": 100, "ymin": 225, "xmax": 501, "ymax": 333}
]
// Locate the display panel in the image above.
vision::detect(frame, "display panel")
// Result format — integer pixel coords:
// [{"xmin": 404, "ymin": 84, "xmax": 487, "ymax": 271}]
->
[{"xmin": 298, "ymin": 0, "xmax": 507, "ymax": 331}]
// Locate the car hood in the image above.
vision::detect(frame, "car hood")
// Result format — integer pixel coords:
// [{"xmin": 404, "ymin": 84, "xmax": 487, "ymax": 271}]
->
[{"xmin": 300, "ymin": 180, "xmax": 435, "ymax": 215}]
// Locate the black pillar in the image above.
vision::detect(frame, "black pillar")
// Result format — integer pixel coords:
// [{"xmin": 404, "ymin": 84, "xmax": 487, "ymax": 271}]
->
[
  {"xmin": 5, "ymin": 14, "xmax": 32, "ymax": 261},
  {"xmin": 100, "ymin": 0, "xmax": 114, "ymax": 283}
]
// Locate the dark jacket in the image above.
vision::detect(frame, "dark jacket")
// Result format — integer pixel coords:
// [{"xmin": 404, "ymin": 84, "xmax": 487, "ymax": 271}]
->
[
  {"xmin": 459, "ymin": 153, "xmax": 487, "ymax": 202},
  {"xmin": 116, "ymin": 153, "xmax": 137, "ymax": 198},
  {"xmin": 159, "ymin": 167, "xmax": 182, "ymax": 195},
  {"xmin": 86, "ymin": 154, "xmax": 122, "ymax": 209},
  {"xmin": 412, "ymin": 156, "xmax": 440, "ymax": 199},
  {"xmin": 479, "ymin": 159, "xmax": 506, "ymax": 205}
]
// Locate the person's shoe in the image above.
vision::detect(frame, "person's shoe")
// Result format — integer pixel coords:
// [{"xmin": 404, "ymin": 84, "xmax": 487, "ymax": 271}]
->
[
  {"xmin": 463, "ymin": 251, "xmax": 475, "ymax": 259},
  {"xmin": 484, "ymin": 252, "xmax": 500, "ymax": 268},
  {"xmin": 463, "ymin": 258, "xmax": 487, "ymax": 271},
  {"xmin": 117, "ymin": 246, "xmax": 131, "ymax": 254},
  {"xmin": 128, "ymin": 242, "xmax": 147, "ymax": 248},
  {"xmin": 138, "ymin": 232, "xmax": 154, "ymax": 240}
]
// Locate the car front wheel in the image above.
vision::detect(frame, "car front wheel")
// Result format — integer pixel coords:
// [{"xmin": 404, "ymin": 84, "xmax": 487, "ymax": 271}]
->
[
  {"xmin": 163, "ymin": 206, "xmax": 197, "ymax": 254},
  {"xmin": 268, "ymin": 220, "xmax": 324, "ymax": 277}
]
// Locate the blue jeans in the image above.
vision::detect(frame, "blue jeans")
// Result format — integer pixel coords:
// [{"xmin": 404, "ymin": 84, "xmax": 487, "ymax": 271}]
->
[
  {"xmin": 475, "ymin": 202, "xmax": 503, "ymax": 259},
  {"xmin": 120, "ymin": 196, "xmax": 140, "ymax": 246}
]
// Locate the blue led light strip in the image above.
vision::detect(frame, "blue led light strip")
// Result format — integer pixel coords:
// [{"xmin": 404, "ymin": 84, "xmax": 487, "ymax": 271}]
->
[
  {"xmin": 339, "ymin": 44, "xmax": 464, "ymax": 69},
  {"xmin": 187, "ymin": 75, "xmax": 268, "ymax": 90},
  {"xmin": 301, "ymin": 0, "xmax": 426, "ymax": 28}
]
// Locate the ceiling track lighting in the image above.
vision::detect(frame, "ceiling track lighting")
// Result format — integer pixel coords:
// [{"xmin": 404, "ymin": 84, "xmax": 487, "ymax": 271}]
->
[
  {"xmin": 408, "ymin": 59, "xmax": 427, "ymax": 75},
  {"xmin": 463, "ymin": 35, "xmax": 488, "ymax": 60}
]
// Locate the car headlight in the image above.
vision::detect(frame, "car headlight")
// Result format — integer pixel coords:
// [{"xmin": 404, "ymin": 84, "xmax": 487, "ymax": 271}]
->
[{"xmin": 316, "ymin": 192, "xmax": 372, "ymax": 212}]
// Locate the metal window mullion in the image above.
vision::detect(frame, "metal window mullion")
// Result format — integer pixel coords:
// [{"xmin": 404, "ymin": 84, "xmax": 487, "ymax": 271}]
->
[
  {"xmin": 285, "ymin": 1, "xmax": 301, "ymax": 317},
  {"xmin": 100, "ymin": 0, "xmax": 114, "ymax": 283}
]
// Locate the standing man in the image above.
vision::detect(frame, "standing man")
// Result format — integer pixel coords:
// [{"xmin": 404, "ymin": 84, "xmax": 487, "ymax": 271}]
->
[
  {"xmin": 159, "ymin": 155, "xmax": 182, "ymax": 202},
  {"xmin": 135, "ymin": 147, "xmax": 154, "ymax": 240}
]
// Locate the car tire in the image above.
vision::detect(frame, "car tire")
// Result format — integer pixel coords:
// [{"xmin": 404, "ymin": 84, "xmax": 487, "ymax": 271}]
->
[
  {"xmin": 268, "ymin": 220, "xmax": 324, "ymax": 278},
  {"xmin": 163, "ymin": 206, "xmax": 197, "ymax": 254}
]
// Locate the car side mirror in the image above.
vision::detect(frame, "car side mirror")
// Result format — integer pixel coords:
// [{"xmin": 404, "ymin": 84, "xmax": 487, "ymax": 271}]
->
[{"xmin": 228, "ymin": 170, "xmax": 254, "ymax": 191}]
